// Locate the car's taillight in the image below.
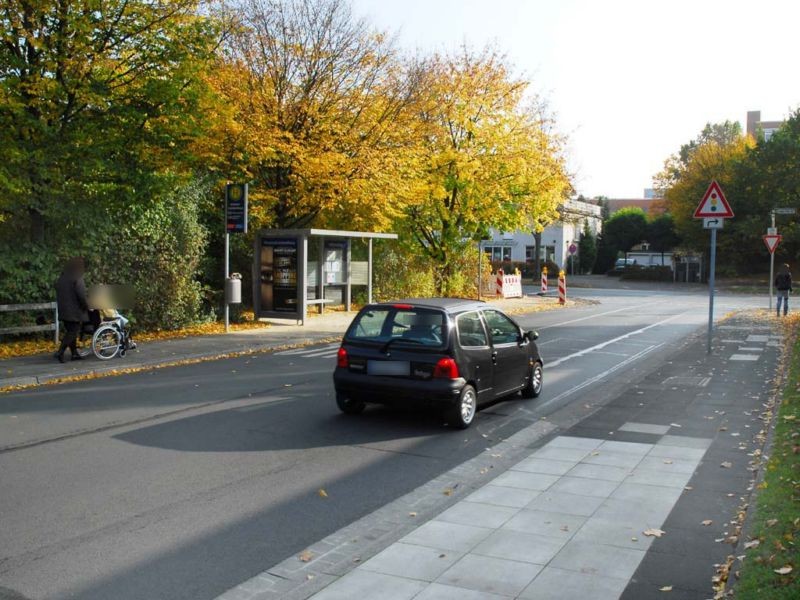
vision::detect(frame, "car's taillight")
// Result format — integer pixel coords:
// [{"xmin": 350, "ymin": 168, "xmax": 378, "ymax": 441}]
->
[
  {"xmin": 433, "ymin": 357, "xmax": 459, "ymax": 379},
  {"xmin": 337, "ymin": 347, "xmax": 349, "ymax": 368}
]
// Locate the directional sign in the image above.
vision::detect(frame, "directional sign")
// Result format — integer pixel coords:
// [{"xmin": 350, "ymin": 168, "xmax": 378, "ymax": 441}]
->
[
  {"xmin": 703, "ymin": 218, "xmax": 724, "ymax": 229},
  {"xmin": 774, "ymin": 207, "xmax": 797, "ymax": 215},
  {"xmin": 694, "ymin": 180, "xmax": 734, "ymax": 219},
  {"xmin": 763, "ymin": 234, "xmax": 782, "ymax": 254}
]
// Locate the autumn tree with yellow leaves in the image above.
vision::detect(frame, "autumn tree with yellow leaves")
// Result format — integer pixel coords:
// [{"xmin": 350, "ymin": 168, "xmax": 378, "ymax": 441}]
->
[
  {"xmin": 207, "ymin": 0, "xmax": 421, "ymax": 231},
  {"xmin": 398, "ymin": 48, "xmax": 571, "ymax": 294},
  {"xmin": 654, "ymin": 122, "xmax": 753, "ymax": 270}
]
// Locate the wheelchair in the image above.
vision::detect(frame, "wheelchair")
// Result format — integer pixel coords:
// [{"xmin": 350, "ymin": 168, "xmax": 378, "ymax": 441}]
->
[{"xmin": 76, "ymin": 309, "xmax": 137, "ymax": 360}]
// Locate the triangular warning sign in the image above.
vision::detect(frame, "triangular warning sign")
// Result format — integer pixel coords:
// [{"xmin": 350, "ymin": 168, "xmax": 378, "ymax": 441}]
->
[
  {"xmin": 694, "ymin": 180, "xmax": 734, "ymax": 218},
  {"xmin": 763, "ymin": 234, "xmax": 781, "ymax": 254}
]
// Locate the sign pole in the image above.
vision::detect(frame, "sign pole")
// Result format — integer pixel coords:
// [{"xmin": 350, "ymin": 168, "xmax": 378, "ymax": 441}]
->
[
  {"xmin": 224, "ymin": 183, "xmax": 248, "ymax": 334},
  {"xmin": 224, "ymin": 232, "xmax": 230, "ymax": 333},
  {"xmin": 769, "ymin": 211, "xmax": 775, "ymax": 311},
  {"xmin": 707, "ymin": 227, "xmax": 717, "ymax": 354},
  {"xmin": 693, "ymin": 180, "xmax": 733, "ymax": 355}
]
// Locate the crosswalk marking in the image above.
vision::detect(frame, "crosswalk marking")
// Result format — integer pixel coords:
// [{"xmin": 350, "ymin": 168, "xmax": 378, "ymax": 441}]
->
[{"xmin": 276, "ymin": 343, "xmax": 340, "ymax": 358}]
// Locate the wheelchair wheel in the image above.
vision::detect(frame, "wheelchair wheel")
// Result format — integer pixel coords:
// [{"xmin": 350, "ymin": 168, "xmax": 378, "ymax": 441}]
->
[{"xmin": 93, "ymin": 324, "xmax": 122, "ymax": 360}]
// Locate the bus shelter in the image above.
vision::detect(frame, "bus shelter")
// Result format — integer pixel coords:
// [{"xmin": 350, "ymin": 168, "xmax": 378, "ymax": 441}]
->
[{"xmin": 254, "ymin": 229, "xmax": 398, "ymax": 325}]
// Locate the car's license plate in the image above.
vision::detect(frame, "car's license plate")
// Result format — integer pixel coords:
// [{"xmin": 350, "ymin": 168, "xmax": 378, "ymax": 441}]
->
[{"xmin": 367, "ymin": 360, "xmax": 410, "ymax": 376}]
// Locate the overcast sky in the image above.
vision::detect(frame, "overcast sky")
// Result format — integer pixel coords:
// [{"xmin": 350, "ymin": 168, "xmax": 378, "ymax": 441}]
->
[{"xmin": 351, "ymin": 0, "xmax": 800, "ymax": 198}]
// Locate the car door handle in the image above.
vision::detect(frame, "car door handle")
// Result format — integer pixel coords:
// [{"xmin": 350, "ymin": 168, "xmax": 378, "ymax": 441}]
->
[{"xmin": 491, "ymin": 351, "xmax": 498, "ymax": 364}]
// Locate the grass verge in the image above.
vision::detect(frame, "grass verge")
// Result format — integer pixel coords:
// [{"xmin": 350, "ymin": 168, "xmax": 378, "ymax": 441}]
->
[{"xmin": 735, "ymin": 314, "xmax": 800, "ymax": 599}]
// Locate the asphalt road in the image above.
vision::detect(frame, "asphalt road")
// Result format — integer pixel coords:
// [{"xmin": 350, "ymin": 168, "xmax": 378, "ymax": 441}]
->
[{"xmin": 0, "ymin": 288, "xmax": 764, "ymax": 600}]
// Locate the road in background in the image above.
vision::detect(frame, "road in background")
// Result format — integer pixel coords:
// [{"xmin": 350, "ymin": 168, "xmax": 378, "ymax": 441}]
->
[{"xmin": 0, "ymin": 288, "xmax": 763, "ymax": 600}]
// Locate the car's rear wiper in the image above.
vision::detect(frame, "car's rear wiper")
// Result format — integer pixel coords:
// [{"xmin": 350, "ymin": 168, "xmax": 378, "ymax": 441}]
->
[{"xmin": 380, "ymin": 337, "xmax": 423, "ymax": 354}]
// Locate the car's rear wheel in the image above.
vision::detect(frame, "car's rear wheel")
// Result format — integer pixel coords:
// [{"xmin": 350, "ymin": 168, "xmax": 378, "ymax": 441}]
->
[
  {"xmin": 446, "ymin": 384, "xmax": 477, "ymax": 429},
  {"xmin": 336, "ymin": 392, "xmax": 365, "ymax": 415},
  {"xmin": 521, "ymin": 362, "xmax": 543, "ymax": 398}
]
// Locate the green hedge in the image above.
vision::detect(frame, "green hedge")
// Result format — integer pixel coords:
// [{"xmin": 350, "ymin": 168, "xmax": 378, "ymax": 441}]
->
[{"xmin": 618, "ymin": 266, "xmax": 674, "ymax": 281}]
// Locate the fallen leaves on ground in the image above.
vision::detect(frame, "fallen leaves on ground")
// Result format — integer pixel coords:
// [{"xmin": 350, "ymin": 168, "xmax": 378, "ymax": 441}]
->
[
  {"xmin": 318, "ymin": 489, "xmax": 328, "ymax": 498},
  {"xmin": 659, "ymin": 585, "xmax": 673, "ymax": 592},
  {"xmin": 743, "ymin": 540, "xmax": 760, "ymax": 549},
  {"xmin": 702, "ymin": 520, "xmax": 714, "ymax": 526},
  {"xmin": 644, "ymin": 528, "xmax": 666, "ymax": 538},
  {"xmin": 298, "ymin": 550, "xmax": 314, "ymax": 562},
  {"xmin": 721, "ymin": 461, "xmax": 733, "ymax": 468},
  {"xmin": 774, "ymin": 566, "xmax": 793, "ymax": 575},
  {"xmin": 0, "ymin": 316, "xmax": 273, "ymax": 359}
]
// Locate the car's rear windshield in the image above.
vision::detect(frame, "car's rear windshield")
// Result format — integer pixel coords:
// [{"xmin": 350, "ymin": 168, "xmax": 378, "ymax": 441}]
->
[{"xmin": 346, "ymin": 305, "xmax": 447, "ymax": 349}]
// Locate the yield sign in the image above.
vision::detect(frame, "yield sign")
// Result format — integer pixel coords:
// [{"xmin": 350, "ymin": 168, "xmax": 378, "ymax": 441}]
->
[
  {"xmin": 763, "ymin": 234, "xmax": 781, "ymax": 254},
  {"xmin": 694, "ymin": 180, "xmax": 734, "ymax": 218}
]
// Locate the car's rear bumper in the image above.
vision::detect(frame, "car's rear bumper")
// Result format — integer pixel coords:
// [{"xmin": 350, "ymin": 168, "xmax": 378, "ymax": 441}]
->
[{"xmin": 333, "ymin": 369, "xmax": 464, "ymax": 406}]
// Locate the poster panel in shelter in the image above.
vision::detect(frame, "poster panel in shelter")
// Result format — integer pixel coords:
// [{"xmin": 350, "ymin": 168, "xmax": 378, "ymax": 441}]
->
[
  {"xmin": 260, "ymin": 238, "xmax": 299, "ymax": 313},
  {"xmin": 324, "ymin": 240, "xmax": 347, "ymax": 285}
]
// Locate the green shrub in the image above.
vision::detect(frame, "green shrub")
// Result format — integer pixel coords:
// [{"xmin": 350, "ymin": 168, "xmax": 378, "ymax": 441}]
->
[
  {"xmin": 0, "ymin": 244, "xmax": 61, "ymax": 305},
  {"xmin": 619, "ymin": 266, "xmax": 673, "ymax": 281},
  {"xmin": 374, "ymin": 245, "xmax": 437, "ymax": 300},
  {"xmin": 91, "ymin": 179, "xmax": 209, "ymax": 330},
  {"xmin": 374, "ymin": 243, "xmax": 491, "ymax": 300},
  {"xmin": 0, "ymin": 178, "xmax": 210, "ymax": 331}
]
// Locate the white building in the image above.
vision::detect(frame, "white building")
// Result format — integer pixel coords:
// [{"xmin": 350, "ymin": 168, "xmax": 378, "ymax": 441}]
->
[{"xmin": 484, "ymin": 198, "xmax": 602, "ymax": 270}]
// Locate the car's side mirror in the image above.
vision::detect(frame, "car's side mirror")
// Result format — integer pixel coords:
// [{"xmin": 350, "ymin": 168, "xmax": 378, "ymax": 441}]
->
[{"xmin": 526, "ymin": 330, "xmax": 539, "ymax": 341}]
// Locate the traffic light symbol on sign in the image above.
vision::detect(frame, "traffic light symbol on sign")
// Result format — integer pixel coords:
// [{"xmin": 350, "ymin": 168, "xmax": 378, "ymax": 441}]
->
[{"xmin": 694, "ymin": 180, "xmax": 734, "ymax": 219}]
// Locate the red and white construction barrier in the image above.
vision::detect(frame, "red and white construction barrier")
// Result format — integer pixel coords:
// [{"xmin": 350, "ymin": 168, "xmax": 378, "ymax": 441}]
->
[
  {"xmin": 495, "ymin": 270, "xmax": 523, "ymax": 299},
  {"xmin": 558, "ymin": 270, "xmax": 566, "ymax": 305},
  {"xmin": 541, "ymin": 267, "xmax": 548, "ymax": 294}
]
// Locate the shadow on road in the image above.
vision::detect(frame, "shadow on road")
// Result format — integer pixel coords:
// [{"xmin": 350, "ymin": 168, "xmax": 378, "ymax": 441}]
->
[{"xmin": 113, "ymin": 389, "xmax": 526, "ymax": 454}]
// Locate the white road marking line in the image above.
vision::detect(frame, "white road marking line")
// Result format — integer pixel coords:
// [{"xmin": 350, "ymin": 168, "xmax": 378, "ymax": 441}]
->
[
  {"xmin": 546, "ymin": 313, "xmax": 684, "ymax": 368},
  {"xmin": 745, "ymin": 335, "xmax": 769, "ymax": 342},
  {"xmin": 300, "ymin": 348, "xmax": 341, "ymax": 358},
  {"xmin": 730, "ymin": 354, "xmax": 760, "ymax": 361},
  {"xmin": 540, "ymin": 343, "xmax": 663, "ymax": 410},
  {"xmin": 276, "ymin": 343, "xmax": 339, "ymax": 356},
  {"xmin": 538, "ymin": 305, "xmax": 638, "ymax": 330}
]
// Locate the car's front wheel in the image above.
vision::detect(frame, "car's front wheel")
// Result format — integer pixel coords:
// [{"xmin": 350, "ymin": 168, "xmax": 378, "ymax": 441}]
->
[
  {"xmin": 446, "ymin": 384, "xmax": 477, "ymax": 429},
  {"xmin": 521, "ymin": 362, "xmax": 543, "ymax": 398},
  {"xmin": 336, "ymin": 392, "xmax": 365, "ymax": 415}
]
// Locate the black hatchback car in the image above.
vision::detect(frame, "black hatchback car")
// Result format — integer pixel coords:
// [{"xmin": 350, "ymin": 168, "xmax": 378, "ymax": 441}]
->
[{"xmin": 333, "ymin": 298, "xmax": 543, "ymax": 428}]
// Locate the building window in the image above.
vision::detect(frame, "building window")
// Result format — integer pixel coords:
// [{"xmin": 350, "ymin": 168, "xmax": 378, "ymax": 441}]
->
[
  {"xmin": 525, "ymin": 246, "xmax": 535, "ymax": 262},
  {"xmin": 484, "ymin": 246, "xmax": 512, "ymax": 262}
]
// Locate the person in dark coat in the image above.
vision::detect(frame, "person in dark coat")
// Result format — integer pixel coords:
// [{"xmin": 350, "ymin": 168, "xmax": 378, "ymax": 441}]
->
[
  {"xmin": 775, "ymin": 263, "xmax": 793, "ymax": 317},
  {"xmin": 55, "ymin": 257, "xmax": 89, "ymax": 362}
]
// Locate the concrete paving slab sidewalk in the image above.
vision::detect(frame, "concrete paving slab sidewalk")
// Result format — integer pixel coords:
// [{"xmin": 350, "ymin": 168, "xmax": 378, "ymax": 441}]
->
[
  {"xmin": 0, "ymin": 295, "xmax": 566, "ymax": 390},
  {"xmin": 214, "ymin": 311, "xmax": 785, "ymax": 600}
]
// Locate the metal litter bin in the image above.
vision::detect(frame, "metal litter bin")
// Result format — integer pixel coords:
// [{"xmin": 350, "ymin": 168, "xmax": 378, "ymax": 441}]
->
[{"xmin": 225, "ymin": 273, "xmax": 242, "ymax": 304}]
